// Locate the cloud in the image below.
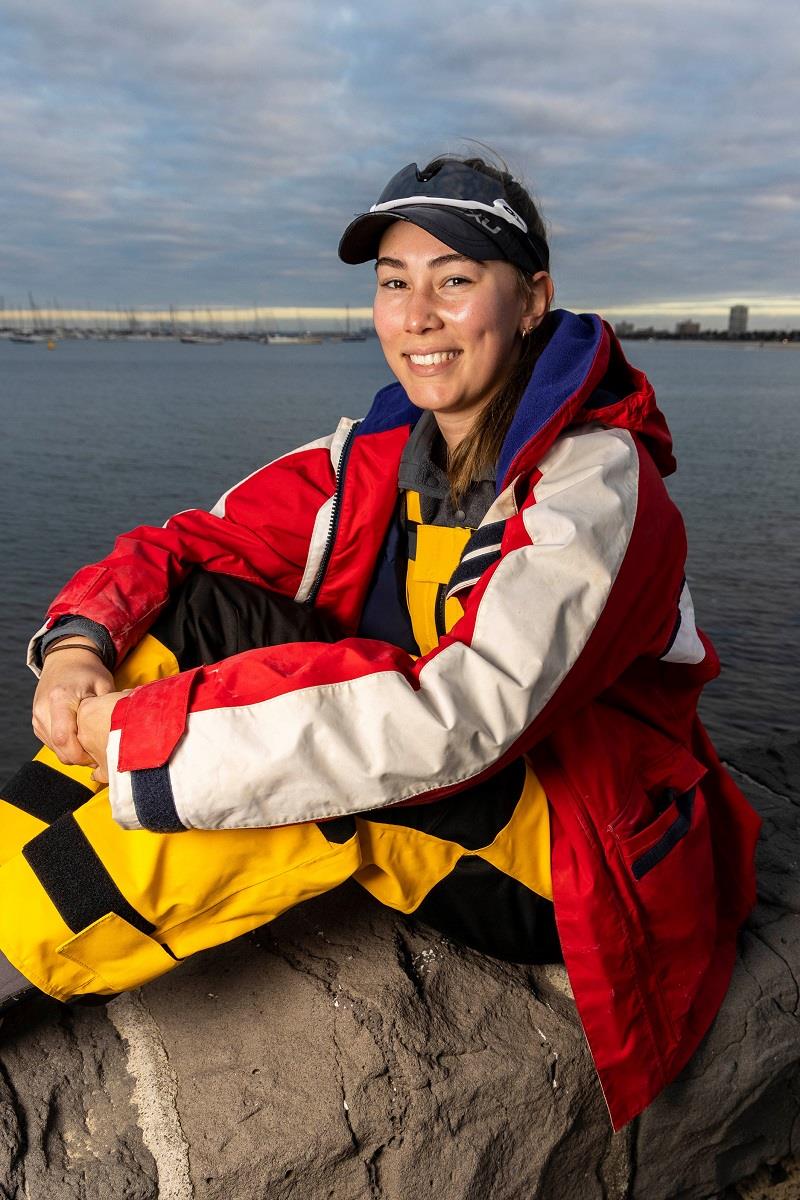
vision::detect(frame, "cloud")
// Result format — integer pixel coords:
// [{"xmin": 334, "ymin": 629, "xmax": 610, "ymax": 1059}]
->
[{"xmin": 0, "ymin": 0, "xmax": 797, "ymax": 324}]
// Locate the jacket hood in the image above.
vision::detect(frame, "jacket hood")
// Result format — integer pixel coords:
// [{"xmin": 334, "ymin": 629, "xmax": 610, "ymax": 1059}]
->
[
  {"xmin": 358, "ymin": 309, "xmax": 677, "ymax": 487},
  {"xmin": 499, "ymin": 310, "xmax": 676, "ymax": 485}
]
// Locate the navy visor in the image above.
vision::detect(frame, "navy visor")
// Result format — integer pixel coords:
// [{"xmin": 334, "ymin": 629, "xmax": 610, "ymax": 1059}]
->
[{"xmin": 338, "ymin": 161, "xmax": 549, "ymax": 274}]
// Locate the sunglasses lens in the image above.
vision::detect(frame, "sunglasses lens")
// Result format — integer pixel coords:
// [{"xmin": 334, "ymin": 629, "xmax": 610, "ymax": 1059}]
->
[{"xmin": 379, "ymin": 162, "xmax": 504, "ymax": 207}]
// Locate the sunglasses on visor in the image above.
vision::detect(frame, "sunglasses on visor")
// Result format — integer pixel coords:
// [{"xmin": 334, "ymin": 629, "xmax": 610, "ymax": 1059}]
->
[
  {"xmin": 371, "ymin": 161, "xmax": 528, "ymax": 231},
  {"xmin": 368, "ymin": 161, "xmax": 549, "ymax": 273}
]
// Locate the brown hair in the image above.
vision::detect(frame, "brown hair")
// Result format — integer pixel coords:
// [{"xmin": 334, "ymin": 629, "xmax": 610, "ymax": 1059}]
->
[{"xmin": 419, "ymin": 153, "xmax": 551, "ymax": 506}]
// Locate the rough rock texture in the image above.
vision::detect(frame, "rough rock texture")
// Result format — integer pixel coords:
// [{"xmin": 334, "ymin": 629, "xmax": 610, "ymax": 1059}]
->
[{"xmin": 0, "ymin": 739, "xmax": 798, "ymax": 1200}]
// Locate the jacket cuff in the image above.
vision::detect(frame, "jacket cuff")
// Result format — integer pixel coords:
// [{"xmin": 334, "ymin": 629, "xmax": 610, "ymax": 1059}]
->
[
  {"xmin": 27, "ymin": 621, "xmax": 52, "ymax": 678},
  {"xmin": 33, "ymin": 616, "xmax": 116, "ymax": 672},
  {"xmin": 107, "ymin": 671, "xmax": 201, "ymax": 830},
  {"xmin": 106, "ymin": 724, "xmax": 186, "ymax": 831},
  {"xmin": 115, "ymin": 668, "xmax": 201, "ymax": 773},
  {"xmin": 106, "ymin": 726, "xmax": 139, "ymax": 828}
]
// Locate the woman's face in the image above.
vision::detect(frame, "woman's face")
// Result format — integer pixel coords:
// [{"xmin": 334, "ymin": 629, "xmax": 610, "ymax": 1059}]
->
[{"xmin": 373, "ymin": 221, "xmax": 549, "ymax": 445}]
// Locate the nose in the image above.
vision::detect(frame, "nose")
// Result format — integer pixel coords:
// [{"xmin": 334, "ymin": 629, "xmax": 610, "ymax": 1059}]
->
[{"xmin": 403, "ymin": 285, "xmax": 444, "ymax": 335}]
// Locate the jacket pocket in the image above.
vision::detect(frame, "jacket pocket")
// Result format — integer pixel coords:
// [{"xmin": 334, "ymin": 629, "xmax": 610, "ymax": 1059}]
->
[
  {"xmin": 57, "ymin": 912, "xmax": 178, "ymax": 995},
  {"xmin": 626, "ymin": 786, "xmax": 696, "ymax": 880},
  {"xmin": 609, "ymin": 745, "xmax": 717, "ymax": 1030}
]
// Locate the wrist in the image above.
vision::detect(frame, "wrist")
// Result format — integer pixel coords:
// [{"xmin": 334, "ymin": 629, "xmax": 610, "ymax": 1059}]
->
[
  {"xmin": 41, "ymin": 638, "xmax": 109, "ymax": 666},
  {"xmin": 37, "ymin": 616, "xmax": 115, "ymax": 671}
]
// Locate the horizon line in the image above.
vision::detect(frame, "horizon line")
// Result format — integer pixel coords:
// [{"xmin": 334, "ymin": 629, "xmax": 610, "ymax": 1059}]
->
[
  {"xmin": 3, "ymin": 296, "xmax": 800, "ymax": 324},
  {"xmin": 0, "ymin": 306, "xmax": 376, "ymax": 323}
]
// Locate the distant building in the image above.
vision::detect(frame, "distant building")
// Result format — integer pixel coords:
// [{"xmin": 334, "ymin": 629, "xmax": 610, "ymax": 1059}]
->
[
  {"xmin": 728, "ymin": 305, "xmax": 748, "ymax": 336},
  {"xmin": 676, "ymin": 320, "xmax": 701, "ymax": 337},
  {"xmin": 615, "ymin": 320, "xmax": 635, "ymax": 337}
]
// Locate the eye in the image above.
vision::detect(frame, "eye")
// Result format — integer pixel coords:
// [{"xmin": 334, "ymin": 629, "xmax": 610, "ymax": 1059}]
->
[
  {"xmin": 377, "ymin": 277, "xmax": 407, "ymax": 289},
  {"xmin": 443, "ymin": 275, "xmax": 473, "ymax": 287}
]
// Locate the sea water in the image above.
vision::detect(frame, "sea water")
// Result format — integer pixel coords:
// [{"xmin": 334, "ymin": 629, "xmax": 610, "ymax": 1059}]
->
[{"xmin": 0, "ymin": 335, "xmax": 797, "ymax": 771}]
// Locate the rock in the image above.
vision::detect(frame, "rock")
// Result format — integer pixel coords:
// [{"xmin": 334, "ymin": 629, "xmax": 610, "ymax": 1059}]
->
[
  {"xmin": 0, "ymin": 1000, "xmax": 157, "ymax": 1199},
  {"xmin": 0, "ymin": 739, "xmax": 798, "ymax": 1200}
]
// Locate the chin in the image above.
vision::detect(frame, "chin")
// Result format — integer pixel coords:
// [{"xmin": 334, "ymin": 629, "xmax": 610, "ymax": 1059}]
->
[
  {"xmin": 401, "ymin": 378, "xmax": 457, "ymax": 412},
  {"xmin": 406, "ymin": 391, "xmax": 457, "ymax": 415}
]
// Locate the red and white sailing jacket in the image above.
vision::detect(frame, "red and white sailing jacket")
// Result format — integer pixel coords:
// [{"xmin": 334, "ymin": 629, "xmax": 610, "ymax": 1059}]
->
[{"xmin": 31, "ymin": 310, "xmax": 760, "ymax": 1128}]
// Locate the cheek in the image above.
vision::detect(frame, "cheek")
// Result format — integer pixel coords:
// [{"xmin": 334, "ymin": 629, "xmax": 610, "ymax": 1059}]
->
[
  {"xmin": 372, "ymin": 294, "xmax": 400, "ymax": 351},
  {"xmin": 452, "ymin": 297, "xmax": 518, "ymax": 356},
  {"xmin": 460, "ymin": 312, "xmax": 522, "ymax": 367}
]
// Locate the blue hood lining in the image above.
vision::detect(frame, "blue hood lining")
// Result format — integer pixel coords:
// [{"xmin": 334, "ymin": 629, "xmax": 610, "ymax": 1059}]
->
[
  {"xmin": 358, "ymin": 310, "xmax": 606, "ymax": 488},
  {"xmin": 497, "ymin": 311, "xmax": 604, "ymax": 486}
]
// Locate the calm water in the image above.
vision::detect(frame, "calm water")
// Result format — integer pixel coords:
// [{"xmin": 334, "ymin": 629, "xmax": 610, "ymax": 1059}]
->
[{"xmin": 1, "ymin": 335, "xmax": 798, "ymax": 772}]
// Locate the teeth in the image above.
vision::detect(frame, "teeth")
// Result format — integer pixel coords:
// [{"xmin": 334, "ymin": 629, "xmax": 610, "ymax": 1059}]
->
[{"xmin": 408, "ymin": 351, "xmax": 460, "ymax": 365}]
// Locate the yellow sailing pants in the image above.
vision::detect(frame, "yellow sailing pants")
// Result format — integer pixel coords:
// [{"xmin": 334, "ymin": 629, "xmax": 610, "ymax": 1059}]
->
[{"xmin": 1, "ymin": 574, "xmax": 556, "ymax": 1002}]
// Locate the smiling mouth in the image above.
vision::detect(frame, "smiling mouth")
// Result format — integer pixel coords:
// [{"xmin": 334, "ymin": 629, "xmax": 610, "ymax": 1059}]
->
[{"xmin": 405, "ymin": 350, "xmax": 462, "ymax": 366}]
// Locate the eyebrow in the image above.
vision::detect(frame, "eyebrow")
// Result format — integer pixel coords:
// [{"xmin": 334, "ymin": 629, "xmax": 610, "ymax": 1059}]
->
[{"xmin": 374, "ymin": 253, "xmax": 479, "ymax": 271}]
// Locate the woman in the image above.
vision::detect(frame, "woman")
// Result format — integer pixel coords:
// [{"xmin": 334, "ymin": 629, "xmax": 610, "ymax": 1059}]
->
[{"xmin": 1, "ymin": 155, "xmax": 759, "ymax": 1129}]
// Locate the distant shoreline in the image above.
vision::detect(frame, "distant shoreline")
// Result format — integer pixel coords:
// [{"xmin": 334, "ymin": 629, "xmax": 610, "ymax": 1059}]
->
[
  {"xmin": 3, "ymin": 331, "xmax": 798, "ymax": 349},
  {"xmin": 618, "ymin": 336, "xmax": 800, "ymax": 349}
]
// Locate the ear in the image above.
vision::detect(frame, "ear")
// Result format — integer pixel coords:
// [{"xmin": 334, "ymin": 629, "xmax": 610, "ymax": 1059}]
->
[{"xmin": 520, "ymin": 272, "xmax": 554, "ymax": 335}]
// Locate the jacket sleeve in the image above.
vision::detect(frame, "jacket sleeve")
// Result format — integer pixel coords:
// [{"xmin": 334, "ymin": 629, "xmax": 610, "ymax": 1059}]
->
[
  {"xmin": 27, "ymin": 426, "xmax": 350, "ymax": 676},
  {"xmin": 105, "ymin": 424, "xmax": 697, "ymax": 832}
]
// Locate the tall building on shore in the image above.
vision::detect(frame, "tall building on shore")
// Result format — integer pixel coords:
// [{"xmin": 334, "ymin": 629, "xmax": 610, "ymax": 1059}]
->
[
  {"xmin": 676, "ymin": 319, "xmax": 701, "ymax": 337},
  {"xmin": 728, "ymin": 305, "xmax": 748, "ymax": 336}
]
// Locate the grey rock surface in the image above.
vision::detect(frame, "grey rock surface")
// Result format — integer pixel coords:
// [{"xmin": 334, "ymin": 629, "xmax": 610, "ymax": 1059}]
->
[{"xmin": 0, "ymin": 739, "xmax": 797, "ymax": 1200}]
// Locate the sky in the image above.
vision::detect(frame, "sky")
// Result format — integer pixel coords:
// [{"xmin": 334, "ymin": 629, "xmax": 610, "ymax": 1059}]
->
[{"xmin": 1, "ymin": 0, "xmax": 799, "ymax": 329}]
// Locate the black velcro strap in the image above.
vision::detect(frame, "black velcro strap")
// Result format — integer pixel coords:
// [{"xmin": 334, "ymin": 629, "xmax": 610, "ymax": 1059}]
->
[
  {"xmin": 316, "ymin": 815, "xmax": 357, "ymax": 844},
  {"xmin": 1, "ymin": 760, "xmax": 93, "ymax": 825},
  {"xmin": 131, "ymin": 767, "xmax": 184, "ymax": 832},
  {"xmin": 22, "ymin": 815, "xmax": 155, "ymax": 935}
]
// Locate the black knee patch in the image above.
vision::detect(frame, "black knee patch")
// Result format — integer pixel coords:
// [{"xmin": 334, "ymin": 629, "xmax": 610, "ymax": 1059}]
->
[
  {"xmin": 413, "ymin": 856, "xmax": 562, "ymax": 965},
  {"xmin": 22, "ymin": 815, "xmax": 155, "ymax": 936},
  {"xmin": 1, "ymin": 761, "xmax": 93, "ymax": 825}
]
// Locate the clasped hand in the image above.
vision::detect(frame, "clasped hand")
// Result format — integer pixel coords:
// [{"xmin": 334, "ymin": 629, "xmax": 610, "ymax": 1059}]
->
[{"xmin": 32, "ymin": 641, "xmax": 130, "ymax": 784}]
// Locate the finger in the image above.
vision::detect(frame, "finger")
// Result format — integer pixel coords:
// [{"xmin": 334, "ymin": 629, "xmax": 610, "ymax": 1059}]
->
[
  {"xmin": 32, "ymin": 698, "xmax": 50, "ymax": 742},
  {"xmin": 50, "ymin": 703, "xmax": 93, "ymax": 765},
  {"xmin": 91, "ymin": 765, "xmax": 109, "ymax": 785}
]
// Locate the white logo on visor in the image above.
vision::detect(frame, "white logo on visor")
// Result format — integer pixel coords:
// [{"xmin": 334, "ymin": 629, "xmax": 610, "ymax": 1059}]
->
[
  {"xmin": 466, "ymin": 213, "xmax": 503, "ymax": 235},
  {"xmin": 369, "ymin": 195, "xmax": 528, "ymax": 234}
]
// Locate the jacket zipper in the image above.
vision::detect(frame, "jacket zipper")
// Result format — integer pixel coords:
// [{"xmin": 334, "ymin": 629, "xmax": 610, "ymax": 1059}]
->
[
  {"xmin": 434, "ymin": 582, "xmax": 448, "ymax": 641},
  {"xmin": 304, "ymin": 421, "xmax": 360, "ymax": 607}
]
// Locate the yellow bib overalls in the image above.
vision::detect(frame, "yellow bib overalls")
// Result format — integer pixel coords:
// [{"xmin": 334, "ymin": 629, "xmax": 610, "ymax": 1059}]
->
[{"xmin": 0, "ymin": 494, "xmax": 555, "ymax": 1003}]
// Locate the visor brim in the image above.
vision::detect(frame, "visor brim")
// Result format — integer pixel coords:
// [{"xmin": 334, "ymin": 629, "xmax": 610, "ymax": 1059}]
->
[{"xmin": 338, "ymin": 205, "xmax": 513, "ymax": 266}]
